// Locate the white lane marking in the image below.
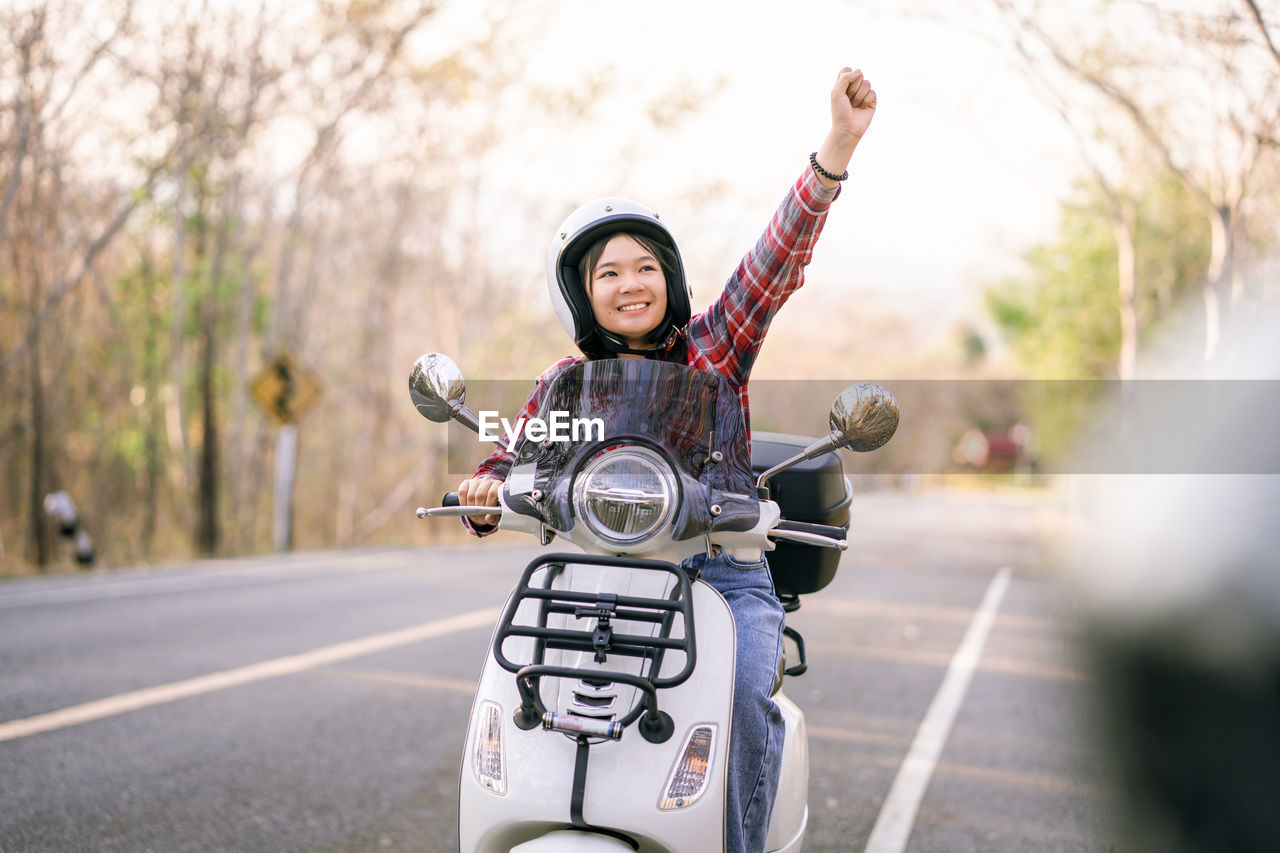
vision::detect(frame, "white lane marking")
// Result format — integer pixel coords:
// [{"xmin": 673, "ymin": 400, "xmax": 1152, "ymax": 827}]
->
[
  {"xmin": 863, "ymin": 567, "xmax": 1012, "ymax": 853},
  {"xmin": 0, "ymin": 607, "xmax": 499, "ymax": 744}
]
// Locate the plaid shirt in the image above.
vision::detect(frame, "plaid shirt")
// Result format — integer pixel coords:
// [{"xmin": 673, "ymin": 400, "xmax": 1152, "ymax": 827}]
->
[{"xmin": 474, "ymin": 165, "xmax": 839, "ymax": 486}]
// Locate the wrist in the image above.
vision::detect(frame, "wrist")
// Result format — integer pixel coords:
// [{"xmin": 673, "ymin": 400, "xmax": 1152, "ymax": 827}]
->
[
  {"xmin": 819, "ymin": 128, "xmax": 858, "ymax": 162},
  {"xmin": 809, "ymin": 152, "xmax": 848, "ymax": 185},
  {"xmin": 813, "ymin": 132, "xmax": 857, "ymax": 188}
]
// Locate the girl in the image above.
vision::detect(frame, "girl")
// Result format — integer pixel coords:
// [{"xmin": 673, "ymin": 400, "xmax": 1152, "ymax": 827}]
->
[{"xmin": 459, "ymin": 67, "xmax": 876, "ymax": 853}]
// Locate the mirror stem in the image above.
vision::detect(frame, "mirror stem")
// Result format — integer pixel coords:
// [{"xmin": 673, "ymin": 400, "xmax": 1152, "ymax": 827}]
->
[
  {"xmin": 452, "ymin": 404, "xmax": 482, "ymax": 434},
  {"xmin": 755, "ymin": 433, "xmax": 839, "ymax": 493}
]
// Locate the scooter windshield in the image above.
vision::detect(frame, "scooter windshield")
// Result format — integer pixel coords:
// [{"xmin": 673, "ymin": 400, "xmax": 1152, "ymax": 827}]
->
[{"xmin": 503, "ymin": 359, "xmax": 760, "ymax": 539}]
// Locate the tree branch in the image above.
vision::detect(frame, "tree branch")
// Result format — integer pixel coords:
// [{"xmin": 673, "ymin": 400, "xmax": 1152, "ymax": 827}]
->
[
  {"xmin": 352, "ymin": 455, "xmax": 434, "ymax": 541},
  {"xmin": 991, "ymin": 0, "xmax": 1215, "ymax": 211},
  {"xmin": 0, "ymin": 12, "xmax": 42, "ymax": 246},
  {"xmin": 1243, "ymin": 0, "xmax": 1280, "ymax": 76},
  {"xmin": 0, "ymin": 99, "xmax": 31, "ymax": 246},
  {"xmin": 267, "ymin": 1, "xmax": 440, "ymax": 349},
  {"xmin": 44, "ymin": 0, "xmax": 136, "ymax": 127},
  {"xmin": 0, "ymin": 140, "xmax": 184, "ymax": 377}
]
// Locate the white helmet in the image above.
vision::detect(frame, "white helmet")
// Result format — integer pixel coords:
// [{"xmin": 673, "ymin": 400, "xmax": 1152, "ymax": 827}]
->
[{"xmin": 547, "ymin": 197, "xmax": 692, "ymax": 356}]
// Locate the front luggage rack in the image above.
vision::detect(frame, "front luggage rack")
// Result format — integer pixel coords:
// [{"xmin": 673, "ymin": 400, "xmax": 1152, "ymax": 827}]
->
[{"xmin": 492, "ymin": 553, "xmax": 697, "ymax": 744}]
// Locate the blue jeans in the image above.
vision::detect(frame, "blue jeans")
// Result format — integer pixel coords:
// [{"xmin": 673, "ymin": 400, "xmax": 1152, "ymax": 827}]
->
[{"xmin": 683, "ymin": 551, "xmax": 786, "ymax": 853}]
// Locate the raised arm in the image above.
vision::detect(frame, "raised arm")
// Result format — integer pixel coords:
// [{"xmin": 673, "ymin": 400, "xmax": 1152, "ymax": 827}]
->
[
  {"xmin": 812, "ymin": 67, "xmax": 877, "ymax": 189},
  {"xmin": 688, "ymin": 67, "xmax": 878, "ymax": 387}
]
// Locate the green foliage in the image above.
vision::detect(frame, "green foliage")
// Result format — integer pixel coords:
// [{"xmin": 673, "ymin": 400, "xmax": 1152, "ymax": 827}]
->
[
  {"xmin": 986, "ymin": 190, "xmax": 1123, "ymax": 379},
  {"xmin": 985, "ymin": 174, "xmax": 1209, "ymax": 464},
  {"xmin": 103, "ymin": 422, "xmax": 149, "ymax": 482},
  {"xmin": 987, "ymin": 175, "xmax": 1208, "ymax": 380},
  {"xmin": 1135, "ymin": 176, "xmax": 1210, "ymax": 318}
]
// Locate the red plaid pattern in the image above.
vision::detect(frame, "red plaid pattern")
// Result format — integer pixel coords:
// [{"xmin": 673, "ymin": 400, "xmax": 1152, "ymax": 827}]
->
[{"xmin": 474, "ymin": 165, "xmax": 839, "ymax": 485}]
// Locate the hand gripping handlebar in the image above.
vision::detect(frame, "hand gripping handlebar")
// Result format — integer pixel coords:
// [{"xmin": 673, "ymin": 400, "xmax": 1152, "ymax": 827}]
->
[{"xmin": 415, "ymin": 491, "xmax": 503, "ymax": 519}]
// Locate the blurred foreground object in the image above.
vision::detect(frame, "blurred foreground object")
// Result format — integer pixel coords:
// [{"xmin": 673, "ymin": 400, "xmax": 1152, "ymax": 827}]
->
[
  {"xmin": 1073, "ymin": 323, "xmax": 1280, "ymax": 852},
  {"xmin": 1081, "ymin": 476, "xmax": 1280, "ymax": 853},
  {"xmin": 42, "ymin": 491, "xmax": 95, "ymax": 566}
]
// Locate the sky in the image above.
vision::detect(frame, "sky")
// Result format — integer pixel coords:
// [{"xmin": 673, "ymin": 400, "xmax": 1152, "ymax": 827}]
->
[
  {"xmin": 441, "ymin": 0, "xmax": 1083, "ymax": 347},
  {"xmin": 197, "ymin": 0, "xmax": 1098, "ymax": 363}
]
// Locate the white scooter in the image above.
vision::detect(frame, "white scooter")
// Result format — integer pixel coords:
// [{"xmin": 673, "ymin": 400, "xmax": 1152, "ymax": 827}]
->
[{"xmin": 410, "ymin": 354, "xmax": 898, "ymax": 852}]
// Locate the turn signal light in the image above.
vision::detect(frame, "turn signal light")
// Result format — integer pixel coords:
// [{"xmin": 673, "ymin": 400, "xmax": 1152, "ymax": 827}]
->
[
  {"xmin": 472, "ymin": 701, "xmax": 507, "ymax": 795},
  {"xmin": 659, "ymin": 724, "xmax": 716, "ymax": 810}
]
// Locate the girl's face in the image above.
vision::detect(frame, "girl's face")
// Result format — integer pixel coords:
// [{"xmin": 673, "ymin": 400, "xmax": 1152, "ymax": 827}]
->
[{"xmin": 587, "ymin": 234, "xmax": 668, "ymax": 349}]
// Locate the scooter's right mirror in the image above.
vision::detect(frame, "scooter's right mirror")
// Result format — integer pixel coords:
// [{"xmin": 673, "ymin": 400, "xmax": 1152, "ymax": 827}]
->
[
  {"xmin": 829, "ymin": 382, "xmax": 899, "ymax": 452},
  {"xmin": 409, "ymin": 352, "xmax": 466, "ymax": 422},
  {"xmin": 408, "ymin": 352, "xmax": 484, "ymax": 434}
]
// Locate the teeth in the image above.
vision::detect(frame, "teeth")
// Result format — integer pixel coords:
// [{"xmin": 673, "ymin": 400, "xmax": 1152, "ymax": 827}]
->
[{"xmin": 618, "ymin": 303, "xmax": 648, "ymax": 313}]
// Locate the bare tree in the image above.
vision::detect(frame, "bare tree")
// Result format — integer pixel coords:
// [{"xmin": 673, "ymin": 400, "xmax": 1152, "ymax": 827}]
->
[
  {"xmin": 996, "ymin": 24, "xmax": 1150, "ymax": 378},
  {"xmin": 0, "ymin": 0, "xmax": 727, "ymax": 568},
  {"xmin": 990, "ymin": 0, "xmax": 1280, "ymax": 361},
  {"xmin": 0, "ymin": 0, "xmax": 174, "ymax": 567}
]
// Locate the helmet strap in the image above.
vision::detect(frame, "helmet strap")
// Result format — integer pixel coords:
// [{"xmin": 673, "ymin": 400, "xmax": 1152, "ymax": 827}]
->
[{"xmin": 595, "ymin": 320, "xmax": 679, "ymax": 359}]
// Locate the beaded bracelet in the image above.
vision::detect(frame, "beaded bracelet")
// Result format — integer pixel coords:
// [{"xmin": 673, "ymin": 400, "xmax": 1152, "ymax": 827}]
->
[{"xmin": 809, "ymin": 151, "xmax": 849, "ymax": 182}]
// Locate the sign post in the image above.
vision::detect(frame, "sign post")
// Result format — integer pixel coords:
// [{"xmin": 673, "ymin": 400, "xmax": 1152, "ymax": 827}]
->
[{"xmin": 249, "ymin": 353, "xmax": 322, "ymax": 551}]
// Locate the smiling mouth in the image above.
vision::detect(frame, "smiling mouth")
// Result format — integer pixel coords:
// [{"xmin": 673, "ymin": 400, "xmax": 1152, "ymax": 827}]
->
[{"xmin": 617, "ymin": 302, "xmax": 650, "ymax": 313}]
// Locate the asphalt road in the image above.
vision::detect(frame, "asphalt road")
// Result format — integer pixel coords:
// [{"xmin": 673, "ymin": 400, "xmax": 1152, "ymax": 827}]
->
[{"xmin": 0, "ymin": 490, "xmax": 1115, "ymax": 852}]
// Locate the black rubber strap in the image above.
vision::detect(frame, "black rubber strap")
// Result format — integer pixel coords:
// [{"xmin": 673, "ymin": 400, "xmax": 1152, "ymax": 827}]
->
[
  {"xmin": 570, "ymin": 736, "xmax": 590, "ymax": 828},
  {"xmin": 566, "ymin": 724, "xmax": 641, "ymax": 849}
]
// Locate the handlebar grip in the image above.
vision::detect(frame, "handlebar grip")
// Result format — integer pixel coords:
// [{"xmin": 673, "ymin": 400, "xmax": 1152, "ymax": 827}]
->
[
  {"xmin": 776, "ymin": 519, "xmax": 848, "ymax": 540},
  {"xmin": 442, "ymin": 491, "xmax": 460, "ymax": 507}
]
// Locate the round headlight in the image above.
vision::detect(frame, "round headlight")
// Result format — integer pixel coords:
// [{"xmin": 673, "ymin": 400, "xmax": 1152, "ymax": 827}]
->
[{"xmin": 573, "ymin": 447, "xmax": 676, "ymax": 546}]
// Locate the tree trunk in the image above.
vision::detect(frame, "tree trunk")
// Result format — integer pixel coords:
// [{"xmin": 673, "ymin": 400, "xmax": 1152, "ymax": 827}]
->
[
  {"xmin": 27, "ymin": 299, "xmax": 49, "ymax": 569},
  {"xmin": 1115, "ymin": 202, "xmax": 1139, "ymax": 380},
  {"xmin": 193, "ymin": 180, "xmax": 219, "ymax": 556},
  {"xmin": 144, "ymin": 395, "xmax": 161, "ymax": 557},
  {"xmin": 167, "ymin": 157, "xmax": 192, "ymax": 500},
  {"xmin": 196, "ymin": 304, "xmax": 219, "ymax": 555},
  {"xmin": 229, "ymin": 252, "xmax": 253, "ymax": 551},
  {"xmin": 142, "ymin": 261, "xmax": 161, "ymax": 557},
  {"xmin": 1230, "ymin": 212, "xmax": 1247, "ymax": 306},
  {"xmin": 1203, "ymin": 205, "xmax": 1232, "ymax": 361}
]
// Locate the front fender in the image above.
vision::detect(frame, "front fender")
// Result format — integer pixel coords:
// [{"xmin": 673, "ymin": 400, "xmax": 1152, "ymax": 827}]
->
[{"xmin": 510, "ymin": 829, "xmax": 635, "ymax": 852}]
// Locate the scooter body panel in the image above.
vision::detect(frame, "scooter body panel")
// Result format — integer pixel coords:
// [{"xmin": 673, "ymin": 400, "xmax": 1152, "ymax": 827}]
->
[
  {"xmin": 768, "ymin": 806, "xmax": 809, "ymax": 853},
  {"xmin": 459, "ymin": 571, "xmax": 736, "ymax": 853},
  {"xmin": 764, "ymin": 692, "xmax": 809, "ymax": 852}
]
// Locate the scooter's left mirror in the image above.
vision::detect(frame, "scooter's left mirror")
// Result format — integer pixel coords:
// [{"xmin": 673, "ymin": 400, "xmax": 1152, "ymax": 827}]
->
[
  {"xmin": 830, "ymin": 382, "xmax": 899, "ymax": 452},
  {"xmin": 409, "ymin": 353, "xmax": 482, "ymax": 433}
]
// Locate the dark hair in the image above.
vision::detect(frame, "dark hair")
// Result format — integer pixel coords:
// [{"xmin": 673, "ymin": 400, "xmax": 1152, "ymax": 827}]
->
[{"xmin": 577, "ymin": 232, "xmax": 679, "ymax": 298}]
